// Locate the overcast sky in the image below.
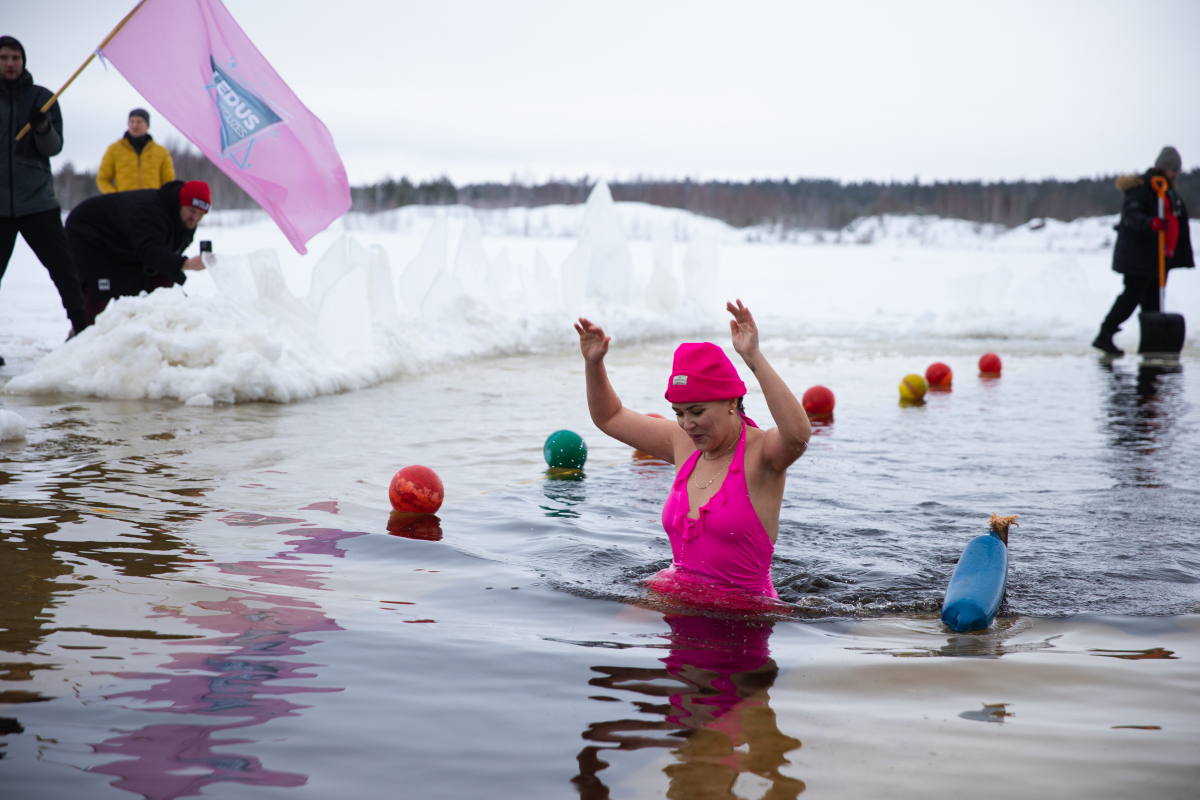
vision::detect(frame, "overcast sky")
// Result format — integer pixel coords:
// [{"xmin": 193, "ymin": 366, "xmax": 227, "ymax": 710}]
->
[{"xmin": 7, "ymin": 0, "xmax": 1199, "ymax": 186}]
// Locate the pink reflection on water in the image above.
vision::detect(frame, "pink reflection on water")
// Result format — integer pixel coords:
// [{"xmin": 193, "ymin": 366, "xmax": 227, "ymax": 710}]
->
[
  {"xmin": 92, "ymin": 723, "xmax": 306, "ymax": 798},
  {"xmin": 87, "ymin": 520, "xmax": 370, "ymax": 799},
  {"xmin": 276, "ymin": 527, "xmax": 368, "ymax": 559}
]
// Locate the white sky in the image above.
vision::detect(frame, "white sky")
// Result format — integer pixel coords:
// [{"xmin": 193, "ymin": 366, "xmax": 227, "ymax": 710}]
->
[{"xmin": 7, "ymin": 0, "xmax": 1200, "ymax": 186}]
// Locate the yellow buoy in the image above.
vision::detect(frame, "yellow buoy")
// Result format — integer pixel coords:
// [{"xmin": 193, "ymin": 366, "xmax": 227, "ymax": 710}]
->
[{"xmin": 899, "ymin": 373, "xmax": 928, "ymax": 401}]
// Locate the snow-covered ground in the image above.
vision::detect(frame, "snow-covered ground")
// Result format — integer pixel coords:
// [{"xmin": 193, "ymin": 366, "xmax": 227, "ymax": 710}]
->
[{"xmin": 1, "ymin": 182, "xmax": 1197, "ymax": 405}]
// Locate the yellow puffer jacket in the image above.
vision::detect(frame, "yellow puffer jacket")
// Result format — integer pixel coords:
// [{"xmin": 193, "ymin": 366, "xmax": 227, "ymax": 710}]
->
[{"xmin": 96, "ymin": 134, "xmax": 176, "ymax": 193}]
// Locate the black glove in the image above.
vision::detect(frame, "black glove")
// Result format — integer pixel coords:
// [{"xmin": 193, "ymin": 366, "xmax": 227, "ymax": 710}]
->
[{"xmin": 28, "ymin": 104, "xmax": 49, "ymax": 134}]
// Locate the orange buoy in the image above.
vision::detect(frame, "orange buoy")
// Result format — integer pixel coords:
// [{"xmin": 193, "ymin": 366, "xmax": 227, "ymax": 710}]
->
[
  {"xmin": 389, "ymin": 466, "xmax": 444, "ymax": 514},
  {"xmin": 926, "ymin": 362, "xmax": 953, "ymax": 389},
  {"xmin": 978, "ymin": 353, "xmax": 1002, "ymax": 377}
]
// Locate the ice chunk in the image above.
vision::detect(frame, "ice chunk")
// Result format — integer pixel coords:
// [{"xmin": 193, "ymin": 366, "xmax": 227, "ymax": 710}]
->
[
  {"xmin": 560, "ymin": 241, "xmax": 591, "ymax": 316},
  {"xmin": 317, "ymin": 264, "xmax": 372, "ymax": 355},
  {"xmin": 421, "ymin": 266, "xmax": 466, "ymax": 321},
  {"xmin": 683, "ymin": 235, "xmax": 720, "ymax": 308},
  {"xmin": 307, "ymin": 235, "xmax": 370, "ymax": 312},
  {"xmin": 646, "ymin": 224, "xmax": 681, "ymax": 312},
  {"xmin": 245, "ymin": 250, "xmax": 320, "ymax": 346},
  {"xmin": 487, "ymin": 248, "xmax": 517, "ymax": 301},
  {"xmin": 293, "ymin": 234, "xmax": 376, "ymax": 354},
  {"xmin": 454, "ymin": 213, "xmax": 490, "ymax": 299},
  {"xmin": 205, "ymin": 251, "xmax": 259, "ymax": 307},
  {"xmin": 526, "ymin": 249, "xmax": 562, "ymax": 313},
  {"xmin": 400, "ymin": 216, "xmax": 448, "ymax": 318},
  {"xmin": 580, "ymin": 181, "xmax": 633, "ymax": 305},
  {"xmin": 368, "ymin": 245, "xmax": 399, "ymax": 325},
  {"xmin": 0, "ymin": 409, "xmax": 27, "ymax": 441}
]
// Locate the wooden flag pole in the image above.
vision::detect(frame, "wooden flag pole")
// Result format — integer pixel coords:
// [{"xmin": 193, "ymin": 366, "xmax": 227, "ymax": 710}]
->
[{"xmin": 15, "ymin": 0, "xmax": 148, "ymax": 142}]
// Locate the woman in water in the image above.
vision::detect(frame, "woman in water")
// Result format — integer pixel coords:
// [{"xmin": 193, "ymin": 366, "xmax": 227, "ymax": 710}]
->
[{"xmin": 575, "ymin": 300, "xmax": 810, "ymax": 607}]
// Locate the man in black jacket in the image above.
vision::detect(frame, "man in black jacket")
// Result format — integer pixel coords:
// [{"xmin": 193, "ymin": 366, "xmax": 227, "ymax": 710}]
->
[
  {"xmin": 0, "ymin": 36, "xmax": 88, "ymax": 363},
  {"xmin": 1093, "ymin": 146, "xmax": 1194, "ymax": 355},
  {"xmin": 65, "ymin": 180, "xmax": 210, "ymax": 326}
]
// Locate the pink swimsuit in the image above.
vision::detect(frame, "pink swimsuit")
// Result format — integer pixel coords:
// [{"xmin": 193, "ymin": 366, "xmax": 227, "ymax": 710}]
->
[{"xmin": 647, "ymin": 420, "xmax": 784, "ymax": 609}]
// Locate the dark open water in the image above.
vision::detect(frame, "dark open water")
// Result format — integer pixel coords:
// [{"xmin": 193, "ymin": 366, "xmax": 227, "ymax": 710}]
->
[{"xmin": 2, "ymin": 342, "xmax": 1198, "ymax": 798}]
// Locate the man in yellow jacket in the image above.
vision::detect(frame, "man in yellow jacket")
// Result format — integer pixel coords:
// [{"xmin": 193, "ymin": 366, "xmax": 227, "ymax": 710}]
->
[{"xmin": 95, "ymin": 108, "xmax": 175, "ymax": 193}]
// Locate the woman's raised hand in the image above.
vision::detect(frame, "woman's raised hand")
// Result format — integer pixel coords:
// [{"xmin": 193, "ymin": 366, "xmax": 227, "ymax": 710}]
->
[
  {"xmin": 727, "ymin": 299, "xmax": 759, "ymax": 358},
  {"xmin": 575, "ymin": 317, "xmax": 611, "ymax": 363}
]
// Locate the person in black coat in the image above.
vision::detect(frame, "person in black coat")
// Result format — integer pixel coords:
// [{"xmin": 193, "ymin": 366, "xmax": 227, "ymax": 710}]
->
[
  {"xmin": 65, "ymin": 180, "xmax": 211, "ymax": 326},
  {"xmin": 0, "ymin": 36, "xmax": 88, "ymax": 364},
  {"xmin": 1093, "ymin": 146, "xmax": 1194, "ymax": 355}
]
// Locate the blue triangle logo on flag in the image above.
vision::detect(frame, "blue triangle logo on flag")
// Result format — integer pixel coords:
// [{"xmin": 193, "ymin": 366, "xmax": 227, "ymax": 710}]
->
[{"xmin": 207, "ymin": 57, "xmax": 285, "ymax": 169}]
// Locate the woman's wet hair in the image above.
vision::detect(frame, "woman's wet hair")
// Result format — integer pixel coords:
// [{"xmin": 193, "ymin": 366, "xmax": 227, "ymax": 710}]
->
[{"xmin": 737, "ymin": 397, "xmax": 746, "ymax": 415}]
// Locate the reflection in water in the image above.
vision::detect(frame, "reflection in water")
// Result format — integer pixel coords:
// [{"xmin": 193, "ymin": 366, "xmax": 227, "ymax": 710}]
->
[
  {"xmin": 0, "ymin": 454, "xmax": 208, "ymax": 659},
  {"xmin": 848, "ymin": 619, "xmax": 1063, "ymax": 658},
  {"xmin": 84, "ymin": 520, "xmax": 369, "ymax": 798},
  {"xmin": 1088, "ymin": 647, "xmax": 1177, "ymax": 660},
  {"xmin": 807, "ymin": 419, "xmax": 833, "ymax": 436},
  {"xmin": 387, "ymin": 511, "xmax": 444, "ymax": 541},
  {"xmin": 543, "ymin": 470, "xmax": 587, "ymax": 518},
  {"xmin": 959, "ymin": 702, "xmax": 1014, "ymax": 723},
  {"xmin": 573, "ymin": 615, "xmax": 803, "ymax": 799},
  {"xmin": 1, "ymin": 439, "xmax": 212, "ymax": 741},
  {"xmin": 1099, "ymin": 362, "xmax": 1183, "ymax": 488}
]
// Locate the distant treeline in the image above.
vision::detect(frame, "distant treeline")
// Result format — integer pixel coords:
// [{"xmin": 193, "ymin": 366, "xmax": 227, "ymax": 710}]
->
[
  {"xmin": 54, "ymin": 143, "xmax": 258, "ymax": 211},
  {"xmin": 356, "ymin": 170, "xmax": 1200, "ymax": 230},
  {"xmin": 55, "ymin": 148, "xmax": 1199, "ymax": 231}
]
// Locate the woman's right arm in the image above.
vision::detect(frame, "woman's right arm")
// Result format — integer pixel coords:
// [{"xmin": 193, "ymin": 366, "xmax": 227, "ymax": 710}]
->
[{"xmin": 576, "ymin": 318, "xmax": 680, "ymax": 464}]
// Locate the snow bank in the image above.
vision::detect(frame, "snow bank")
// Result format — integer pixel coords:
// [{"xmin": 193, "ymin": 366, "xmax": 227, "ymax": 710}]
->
[
  {"xmin": 765, "ymin": 213, "xmax": 1139, "ymax": 252},
  {"xmin": 0, "ymin": 409, "xmax": 26, "ymax": 441},
  {"xmin": 3, "ymin": 189, "xmax": 1197, "ymax": 405},
  {"xmin": 6, "ymin": 186, "xmax": 720, "ymax": 404},
  {"xmin": 208, "ymin": 200, "xmax": 1192, "ymax": 255}
]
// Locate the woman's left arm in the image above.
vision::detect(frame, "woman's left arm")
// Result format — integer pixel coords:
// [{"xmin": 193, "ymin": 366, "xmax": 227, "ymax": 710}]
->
[{"xmin": 728, "ymin": 299, "xmax": 811, "ymax": 472}]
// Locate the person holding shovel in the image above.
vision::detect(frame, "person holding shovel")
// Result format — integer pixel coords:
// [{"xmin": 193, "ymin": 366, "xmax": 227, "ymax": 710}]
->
[{"xmin": 1093, "ymin": 146, "xmax": 1194, "ymax": 356}]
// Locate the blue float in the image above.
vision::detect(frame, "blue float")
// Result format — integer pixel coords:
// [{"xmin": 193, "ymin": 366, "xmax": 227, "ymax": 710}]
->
[{"xmin": 941, "ymin": 514, "xmax": 1017, "ymax": 633}]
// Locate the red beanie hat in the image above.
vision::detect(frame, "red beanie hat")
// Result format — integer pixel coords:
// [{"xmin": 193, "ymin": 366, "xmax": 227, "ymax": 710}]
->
[
  {"xmin": 665, "ymin": 342, "xmax": 747, "ymax": 403},
  {"xmin": 180, "ymin": 181, "xmax": 211, "ymax": 213}
]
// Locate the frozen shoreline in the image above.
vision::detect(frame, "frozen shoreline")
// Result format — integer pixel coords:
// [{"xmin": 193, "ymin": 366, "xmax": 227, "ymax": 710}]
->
[{"xmin": 2, "ymin": 190, "xmax": 1197, "ymax": 405}]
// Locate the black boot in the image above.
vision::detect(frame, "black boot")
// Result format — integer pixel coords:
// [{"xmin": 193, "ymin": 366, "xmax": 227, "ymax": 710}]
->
[{"xmin": 1091, "ymin": 327, "xmax": 1123, "ymax": 356}]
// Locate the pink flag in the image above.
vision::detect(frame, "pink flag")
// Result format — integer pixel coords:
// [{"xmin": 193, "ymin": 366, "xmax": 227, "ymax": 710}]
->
[{"xmin": 101, "ymin": 0, "xmax": 350, "ymax": 254}]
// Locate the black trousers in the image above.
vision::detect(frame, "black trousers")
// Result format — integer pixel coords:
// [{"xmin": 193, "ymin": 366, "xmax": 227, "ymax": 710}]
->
[
  {"xmin": 1101, "ymin": 272, "xmax": 1164, "ymax": 333},
  {"xmin": 0, "ymin": 208, "xmax": 87, "ymax": 331}
]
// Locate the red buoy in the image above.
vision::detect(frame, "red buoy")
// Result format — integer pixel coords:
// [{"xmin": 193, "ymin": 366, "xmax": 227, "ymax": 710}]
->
[
  {"xmin": 978, "ymin": 353, "xmax": 1002, "ymax": 377},
  {"xmin": 802, "ymin": 385, "xmax": 835, "ymax": 419},
  {"xmin": 389, "ymin": 466, "xmax": 444, "ymax": 514},
  {"xmin": 926, "ymin": 362, "xmax": 953, "ymax": 387}
]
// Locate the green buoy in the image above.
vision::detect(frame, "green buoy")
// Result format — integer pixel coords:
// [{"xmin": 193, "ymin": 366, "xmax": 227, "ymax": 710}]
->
[{"xmin": 544, "ymin": 430, "xmax": 587, "ymax": 469}]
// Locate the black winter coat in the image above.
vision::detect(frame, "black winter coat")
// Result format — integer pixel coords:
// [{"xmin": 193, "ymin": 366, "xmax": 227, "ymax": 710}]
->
[
  {"xmin": 65, "ymin": 181, "xmax": 194, "ymax": 299},
  {"xmin": 1111, "ymin": 169, "xmax": 1194, "ymax": 276},
  {"xmin": 0, "ymin": 69, "xmax": 64, "ymax": 217}
]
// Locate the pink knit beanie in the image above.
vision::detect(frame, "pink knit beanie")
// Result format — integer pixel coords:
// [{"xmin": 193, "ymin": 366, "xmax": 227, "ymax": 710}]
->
[{"xmin": 665, "ymin": 343, "xmax": 746, "ymax": 403}]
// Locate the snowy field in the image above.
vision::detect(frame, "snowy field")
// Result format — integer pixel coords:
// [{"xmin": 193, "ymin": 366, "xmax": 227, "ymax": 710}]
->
[{"xmin": 1, "ymin": 181, "xmax": 1197, "ymax": 406}]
